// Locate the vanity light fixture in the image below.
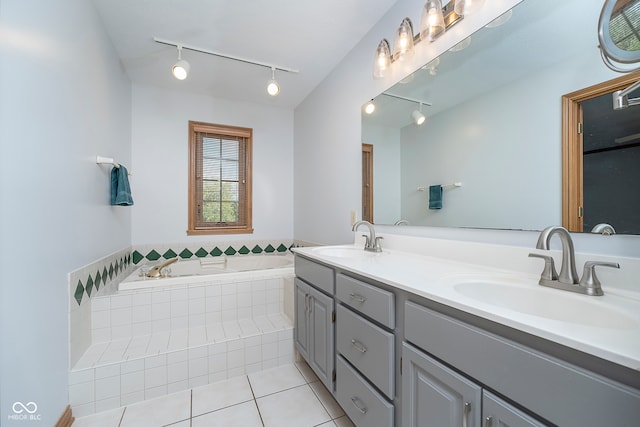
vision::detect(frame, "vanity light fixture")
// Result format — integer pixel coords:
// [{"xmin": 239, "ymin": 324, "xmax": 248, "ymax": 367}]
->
[
  {"xmin": 365, "ymin": 100, "xmax": 376, "ymax": 114},
  {"xmin": 393, "ymin": 18, "xmax": 416, "ymax": 61},
  {"xmin": 373, "ymin": 39, "xmax": 392, "ymax": 78},
  {"xmin": 420, "ymin": 0, "xmax": 446, "ymax": 42},
  {"xmin": 155, "ymin": 37, "xmax": 299, "ymax": 91},
  {"xmin": 266, "ymin": 67, "xmax": 280, "ymax": 96},
  {"xmin": 454, "ymin": 0, "xmax": 485, "ymax": 16},
  {"xmin": 172, "ymin": 45, "xmax": 190, "ymax": 80}
]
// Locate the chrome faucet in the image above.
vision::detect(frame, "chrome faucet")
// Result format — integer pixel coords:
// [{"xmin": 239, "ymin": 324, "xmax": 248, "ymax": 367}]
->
[
  {"xmin": 529, "ymin": 226, "xmax": 619, "ymax": 296},
  {"xmin": 145, "ymin": 257, "xmax": 178, "ymax": 278},
  {"xmin": 394, "ymin": 219, "xmax": 409, "ymax": 226},
  {"xmin": 352, "ymin": 220, "xmax": 383, "ymax": 252}
]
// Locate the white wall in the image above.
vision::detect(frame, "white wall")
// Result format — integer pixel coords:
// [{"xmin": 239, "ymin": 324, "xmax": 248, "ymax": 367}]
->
[
  {"xmin": 294, "ymin": 0, "xmax": 523, "ymax": 245},
  {"xmin": 361, "ymin": 122, "xmax": 402, "ymax": 224},
  {"xmin": 131, "ymin": 85, "xmax": 294, "ymax": 245},
  {"xmin": 0, "ymin": 0, "xmax": 132, "ymax": 424}
]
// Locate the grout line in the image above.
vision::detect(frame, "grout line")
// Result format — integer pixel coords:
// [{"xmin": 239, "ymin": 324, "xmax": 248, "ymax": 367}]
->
[
  {"xmin": 189, "ymin": 389, "xmax": 193, "ymax": 427},
  {"xmin": 246, "ymin": 375, "xmax": 266, "ymax": 427},
  {"xmin": 117, "ymin": 406, "xmax": 126, "ymax": 427}
]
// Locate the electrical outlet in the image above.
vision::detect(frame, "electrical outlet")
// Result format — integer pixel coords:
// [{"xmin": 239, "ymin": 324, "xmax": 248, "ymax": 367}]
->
[{"xmin": 350, "ymin": 210, "xmax": 357, "ymax": 225}]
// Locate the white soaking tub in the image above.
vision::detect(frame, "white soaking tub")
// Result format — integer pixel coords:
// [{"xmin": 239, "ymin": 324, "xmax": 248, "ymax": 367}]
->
[{"xmin": 119, "ymin": 253, "xmax": 294, "ymax": 291}]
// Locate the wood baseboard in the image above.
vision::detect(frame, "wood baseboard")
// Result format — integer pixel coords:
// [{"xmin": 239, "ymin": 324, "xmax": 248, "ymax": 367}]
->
[{"xmin": 54, "ymin": 405, "xmax": 74, "ymax": 427}]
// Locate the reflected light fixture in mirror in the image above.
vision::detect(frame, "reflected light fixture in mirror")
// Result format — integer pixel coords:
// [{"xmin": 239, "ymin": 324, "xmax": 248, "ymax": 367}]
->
[
  {"xmin": 454, "ymin": 0, "xmax": 485, "ymax": 16},
  {"xmin": 412, "ymin": 102, "xmax": 426, "ymax": 125},
  {"xmin": 172, "ymin": 45, "xmax": 190, "ymax": 80},
  {"xmin": 365, "ymin": 100, "xmax": 376, "ymax": 114},
  {"xmin": 420, "ymin": 0, "xmax": 445, "ymax": 42},
  {"xmin": 266, "ymin": 67, "xmax": 280, "ymax": 96},
  {"xmin": 449, "ymin": 36, "xmax": 471, "ymax": 51},
  {"xmin": 423, "ymin": 57, "xmax": 441, "ymax": 75},
  {"xmin": 373, "ymin": 39, "xmax": 392, "ymax": 78},
  {"xmin": 393, "ymin": 18, "xmax": 415, "ymax": 61},
  {"xmin": 485, "ymin": 9, "xmax": 513, "ymax": 28}
]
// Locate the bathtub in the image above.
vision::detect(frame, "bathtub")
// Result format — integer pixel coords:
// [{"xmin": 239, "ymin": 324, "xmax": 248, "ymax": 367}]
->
[{"xmin": 120, "ymin": 253, "xmax": 294, "ymax": 291}]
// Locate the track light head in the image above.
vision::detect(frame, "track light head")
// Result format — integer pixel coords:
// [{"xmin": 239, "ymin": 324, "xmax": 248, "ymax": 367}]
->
[
  {"xmin": 172, "ymin": 46, "xmax": 190, "ymax": 80},
  {"xmin": 267, "ymin": 67, "xmax": 280, "ymax": 96},
  {"xmin": 365, "ymin": 100, "xmax": 376, "ymax": 114},
  {"xmin": 412, "ymin": 102, "xmax": 426, "ymax": 125}
]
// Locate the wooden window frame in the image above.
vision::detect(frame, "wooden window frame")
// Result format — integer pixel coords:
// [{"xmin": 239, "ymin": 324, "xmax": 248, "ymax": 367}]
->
[{"xmin": 187, "ymin": 121, "xmax": 253, "ymax": 235}]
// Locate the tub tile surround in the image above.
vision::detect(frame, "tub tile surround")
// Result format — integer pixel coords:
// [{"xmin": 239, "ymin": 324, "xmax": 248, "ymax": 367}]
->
[{"xmin": 68, "ymin": 238, "xmax": 297, "ymax": 417}]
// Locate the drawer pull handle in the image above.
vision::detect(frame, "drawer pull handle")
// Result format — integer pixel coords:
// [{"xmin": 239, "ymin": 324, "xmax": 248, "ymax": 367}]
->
[
  {"xmin": 351, "ymin": 339, "xmax": 367, "ymax": 353},
  {"xmin": 463, "ymin": 402, "xmax": 471, "ymax": 427},
  {"xmin": 350, "ymin": 396, "xmax": 368, "ymax": 414},
  {"xmin": 485, "ymin": 416, "xmax": 493, "ymax": 427},
  {"xmin": 349, "ymin": 293, "xmax": 367, "ymax": 303}
]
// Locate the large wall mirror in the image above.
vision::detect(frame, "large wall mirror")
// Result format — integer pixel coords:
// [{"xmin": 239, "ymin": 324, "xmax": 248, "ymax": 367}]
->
[{"xmin": 362, "ymin": 0, "xmax": 640, "ymax": 234}]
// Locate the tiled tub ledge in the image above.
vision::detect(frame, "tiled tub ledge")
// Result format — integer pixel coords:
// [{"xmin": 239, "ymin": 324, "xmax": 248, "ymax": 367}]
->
[{"xmin": 69, "ymin": 271, "xmax": 295, "ymax": 418}]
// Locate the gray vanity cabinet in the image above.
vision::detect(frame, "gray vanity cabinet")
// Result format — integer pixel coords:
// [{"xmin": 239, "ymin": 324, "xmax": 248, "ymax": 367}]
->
[
  {"xmin": 482, "ymin": 391, "xmax": 546, "ymax": 427},
  {"xmin": 402, "ymin": 342, "xmax": 481, "ymax": 427},
  {"xmin": 294, "ymin": 256, "xmax": 336, "ymax": 392}
]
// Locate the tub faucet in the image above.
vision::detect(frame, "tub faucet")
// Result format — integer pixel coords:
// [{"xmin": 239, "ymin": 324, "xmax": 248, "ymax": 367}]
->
[
  {"xmin": 529, "ymin": 226, "xmax": 619, "ymax": 296},
  {"xmin": 145, "ymin": 257, "xmax": 178, "ymax": 278},
  {"xmin": 352, "ymin": 220, "xmax": 383, "ymax": 252}
]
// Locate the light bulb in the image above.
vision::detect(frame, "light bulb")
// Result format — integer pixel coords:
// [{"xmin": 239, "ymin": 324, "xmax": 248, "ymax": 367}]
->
[
  {"xmin": 393, "ymin": 18, "xmax": 415, "ymax": 61},
  {"xmin": 412, "ymin": 109, "xmax": 426, "ymax": 125},
  {"xmin": 373, "ymin": 39, "xmax": 391, "ymax": 79},
  {"xmin": 365, "ymin": 100, "xmax": 375, "ymax": 114},
  {"xmin": 172, "ymin": 59, "xmax": 190, "ymax": 80},
  {"xmin": 267, "ymin": 80, "xmax": 280, "ymax": 96},
  {"xmin": 420, "ymin": 1, "xmax": 445, "ymax": 42}
]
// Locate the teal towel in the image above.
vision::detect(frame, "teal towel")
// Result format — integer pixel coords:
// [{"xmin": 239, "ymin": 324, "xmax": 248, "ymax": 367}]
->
[
  {"xmin": 110, "ymin": 165, "xmax": 133, "ymax": 206},
  {"xmin": 429, "ymin": 185, "xmax": 442, "ymax": 209}
]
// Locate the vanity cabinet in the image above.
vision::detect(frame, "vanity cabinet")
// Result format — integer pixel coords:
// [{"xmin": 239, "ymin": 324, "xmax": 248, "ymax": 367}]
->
[
  {"xmin": 335, "ymin": 272, "xmax": 395, "ymax": 427},
  {"xmin": 294, "ymin": 257, "xmax": 335, "ymax": 392}
]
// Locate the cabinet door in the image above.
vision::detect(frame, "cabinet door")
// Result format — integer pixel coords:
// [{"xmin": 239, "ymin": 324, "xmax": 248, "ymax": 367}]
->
[
  {"xmin": 483, "ymin": 391, "xmax": 547, "ymax": 427},
  {"xmin": 309, "ymin": 286, "xmax": 335, "ymax": 391},
  {"xmin": 294, "ymin": 278, "xmax": 310, "ymax": 359},
  {"xmin": 402, "ymin": 342, "xmax": 481, "ymax": 427}
]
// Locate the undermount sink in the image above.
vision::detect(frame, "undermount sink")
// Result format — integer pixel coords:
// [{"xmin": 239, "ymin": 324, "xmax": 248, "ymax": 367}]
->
[
  {"xmin": 311, "ymin": 246, "xmax": 379, "ymax": 258},
  {"xmin": 453, "ymin": 279, "xmax": 637, "ymax": 330}
]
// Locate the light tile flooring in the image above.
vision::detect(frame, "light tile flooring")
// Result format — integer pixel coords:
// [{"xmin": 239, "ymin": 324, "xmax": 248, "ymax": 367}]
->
[{"xmin": 73, "ymin": 362, "xmax": 355, "ymax": 427}]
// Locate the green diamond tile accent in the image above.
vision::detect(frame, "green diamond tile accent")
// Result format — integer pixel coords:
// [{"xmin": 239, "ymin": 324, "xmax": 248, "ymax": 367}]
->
[
  {"xmin": 119, "ymin": 259, "xmax": 124, "ymax": 271},
  {"xmin": 224, "ymin": 246, "xmax": 237, "ymax": 256},
  {"xmin": 74, "ymin": 281, "xmax": 84, "ymax": 306},
  {"xmin": 264, "ymin": 244, "xmax": 276, "ymax": 253},
  {"xmin": 146, "ymin": 250, "xmax": 161, "ymax": 261},
  {"xmin": 238, "ymin": 245, "xmax": 250, "ymax": 255},
  {"xmin": 109, "ymin": 264, "xmax": 114, "ymax": 279},
  {"xmin": 132, "ymin": 251, "xmax": 144, "ymax": 264},
  {"xmin": 163, "ymin": 249, "xmax": 177, "ymax": 259},
  {"xmin": 180, "ymin": 248, "xmax": 194, "ymax": 259},
  {"xmin": 277, "ymin": 244, "xmax": 288, "ymax": 253},
  {"xmin": 210, "ymin": 247, "xmax": 223, "ymax": 257},
  {"xmin": 102, "ymin": 267, "xmax": 108, "ymax": 282},
  {"xmin": 251, "ymin": 245, "xmax": 263, "ymax": 254},
  {"xmin": 195, "ymin": 248, "xmax": 209, "ymax": 258},
  {"xmin": 95, "ymin": 271, "xmax": 102, "ymax": 290},
  {"xmin": 85, "ymin": 276, "xmax": 94, "ymax": 298}
]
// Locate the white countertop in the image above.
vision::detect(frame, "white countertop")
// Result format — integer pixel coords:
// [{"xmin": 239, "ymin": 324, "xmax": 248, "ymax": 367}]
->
[{"xmin": 293, "ymin": 243, "xmax": 640, "ymax": 372}]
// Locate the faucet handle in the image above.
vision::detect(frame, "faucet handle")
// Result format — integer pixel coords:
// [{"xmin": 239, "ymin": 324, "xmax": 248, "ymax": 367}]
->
[
  {"xmin": 528, "ymin": 253, "xmax": 559, "ymax": 282},
  {"xmin": 361, "ymin": 234, "xmax": 371, "ymax": 248},
  {"xmin": 579, "ymin": 261, "xmax": 620, "ymax": 296},
  {"xmin": 373, "ymin": 236, "xmax": 384, "ymax": 252}
]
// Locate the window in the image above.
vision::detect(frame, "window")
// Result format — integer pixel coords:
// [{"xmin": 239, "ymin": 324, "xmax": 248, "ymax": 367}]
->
[{"xmin": 188, "ymin": 121, "xmax": 253, "ymax": 235}]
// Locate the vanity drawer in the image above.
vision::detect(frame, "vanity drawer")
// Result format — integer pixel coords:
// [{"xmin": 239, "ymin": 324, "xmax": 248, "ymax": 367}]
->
[
  {"xmin": 336, "ymin": 303, "xmax": 394, "ymax": 398},
  {"xmin": 336, "ymin": 355, "xmax": 394, "ymax": 427},
  {"xmin": 295, "ymin": 255, "xmax": 334, "ymax": 295},
  {"xmin": 336, "ymin": 273, "xmax": 395, "ymax": 328}
]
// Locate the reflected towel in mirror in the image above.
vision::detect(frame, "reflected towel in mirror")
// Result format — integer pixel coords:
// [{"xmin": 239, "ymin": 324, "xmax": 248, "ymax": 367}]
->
[{"xmin": 429, "ymin": 185, "xmax": 442, "ymax": 209}]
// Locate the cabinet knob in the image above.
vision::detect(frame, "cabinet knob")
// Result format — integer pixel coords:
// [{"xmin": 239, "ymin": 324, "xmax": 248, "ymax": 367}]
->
[
  {"xmin": 463, "ymin": 402, "xmax": 471, "ymax": 427},
  {"xmin": 485, "ymin": 416, "xmax": 493, "ymax": 427}
]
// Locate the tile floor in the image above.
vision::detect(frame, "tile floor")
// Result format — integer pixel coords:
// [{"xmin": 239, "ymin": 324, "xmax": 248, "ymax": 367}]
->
[{"xmin": 73, "ymin": 362, "xmax": 355, "ymax": 427}]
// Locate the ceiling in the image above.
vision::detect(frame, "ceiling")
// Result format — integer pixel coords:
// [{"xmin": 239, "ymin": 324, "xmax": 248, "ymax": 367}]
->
[{"xmin": 91, "ymin": 0, "xmax": 399, "ymax": 108}]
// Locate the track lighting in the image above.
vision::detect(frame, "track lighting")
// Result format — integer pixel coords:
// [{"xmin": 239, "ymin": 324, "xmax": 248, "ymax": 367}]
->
[
  {"xmin": 412, "ymin": 103, "xmax": 426, "ymax": 125},
  {"xmin": 155, "ymin": 38, "xmax": 298, "ymax": 92},
  {"xmin": 267, "ymin": 67, "xmax": 280, "ymax": 96},
  {"xmin": 393, "ymin": 18, "xmax": 415, "ymax": 61},
  {"xmin": 365, "ymin": 100, "xmax": 376, "ymax": 114},
  {"xmin": 420, "ymin": 1, "xmax": 445, "ymax": 42},
  {"xmin": 172, "ymin": 46, "xmax": 190, "ymax": 80}
]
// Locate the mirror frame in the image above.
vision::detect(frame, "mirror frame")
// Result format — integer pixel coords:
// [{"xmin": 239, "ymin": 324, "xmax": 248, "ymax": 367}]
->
[{"xmin": 598, "ymin": 0, "xmax": 640, "ymax": 67}]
